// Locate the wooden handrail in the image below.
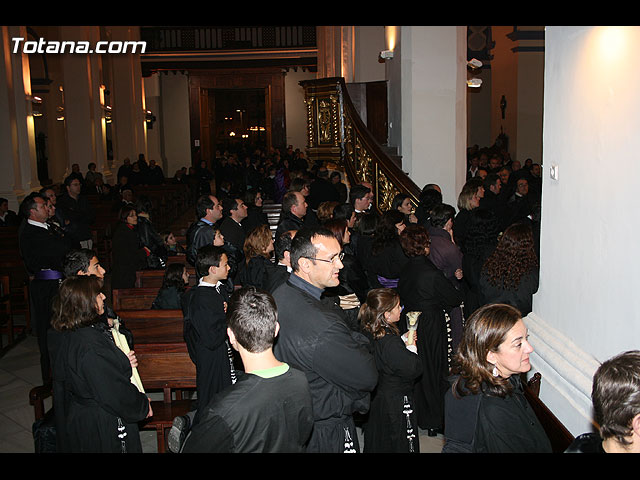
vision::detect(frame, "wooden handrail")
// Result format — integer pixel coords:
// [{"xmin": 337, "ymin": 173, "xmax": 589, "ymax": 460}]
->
[{"xmin": 300, "ymin": 77, "xmax": 421, "ymax": 213}]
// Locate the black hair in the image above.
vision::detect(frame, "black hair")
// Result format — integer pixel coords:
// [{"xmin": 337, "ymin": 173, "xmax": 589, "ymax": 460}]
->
[
  {"xmin": 289, "ymin": 226, "xmax": 335, "ymax": 273},
  {"xmin": 195, "ymin": 194, "xmax": 215, "ymax": 219},
  {"xmin": 195, "ymin": 244, "xmax": 226, "ymax": 278},
  {"xmin": 274, "ymin": 230, "xmax": 294, "ymax": 262},
  {"xmin": 63, "ymin": 249, "xmax": 97, "ymax": 278}
]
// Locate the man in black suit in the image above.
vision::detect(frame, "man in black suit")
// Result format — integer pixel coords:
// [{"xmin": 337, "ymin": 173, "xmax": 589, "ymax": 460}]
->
[
  {"xmin": 264, "ymin": 229, "xmax": 295, "ymax": 294},
  {"xmin": 219, "ymin": 197, "xmax": 249, "ymax": 280},
  {"xmin": 275, "ymin": 191, "xmax": 307, "ymax": 240},
  {"xmin": 306, "ymin": 166, "xmax": 339, "ymax": 211},
  {"xmin": 0, "ymin": 197, "xmax": 19, "ymax": 227},
  {"xmin": 56, "ymin": 175, "xmax": 95, "ymax": 249},
  {"xmin": 19, "ymin": 192, "xmax": 72, "ymax": 382}
]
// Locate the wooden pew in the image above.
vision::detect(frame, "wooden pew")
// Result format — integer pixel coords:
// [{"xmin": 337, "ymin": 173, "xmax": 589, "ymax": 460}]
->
[
  {"xmin": 112, "ymin": 287, "xmax": 160, "ymax": 311},
  {"xmin": 522, "ymin": 372, "xmax": 575, "ymax": 453},
  {"xmin": 117, "ymin": 309, "xmax": 184, "ymax": 345},
  {"xmin": 135, "ymin": 267, "xmax": 197, "ymax": 289},
  {"xmin": 136, "ymin": 341, "xmax": 196, "ymax": 453}
]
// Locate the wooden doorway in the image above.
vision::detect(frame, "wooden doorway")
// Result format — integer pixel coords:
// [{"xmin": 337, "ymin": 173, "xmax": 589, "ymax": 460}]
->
[{"xmin": 189, "ymin": 68, "xmax": 285, "ymax": 166}]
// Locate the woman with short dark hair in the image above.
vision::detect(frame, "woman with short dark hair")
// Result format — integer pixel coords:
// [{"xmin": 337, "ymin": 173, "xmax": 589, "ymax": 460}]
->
[
  {"xmin": 49, "ymin": 275, "xmax": 151, "ymax": 453},
  {"xmin": 442, "ymin": 303, "xmax": 551, "ymax": 453}
]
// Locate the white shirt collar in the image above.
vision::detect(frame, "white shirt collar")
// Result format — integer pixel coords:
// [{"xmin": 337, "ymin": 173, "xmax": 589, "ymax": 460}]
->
[
  {"xmin": 27, "ymin": 219, "xmax": 48, "ymax": 229},
  {"xmin": 198, "ymin": 278, "xmax": 222, "ymax": 290}
]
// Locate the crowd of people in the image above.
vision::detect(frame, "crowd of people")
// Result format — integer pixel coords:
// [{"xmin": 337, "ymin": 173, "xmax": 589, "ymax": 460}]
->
[{"xmin": 11, "ymin": 143, "xmax": 640, "ymax": 454}]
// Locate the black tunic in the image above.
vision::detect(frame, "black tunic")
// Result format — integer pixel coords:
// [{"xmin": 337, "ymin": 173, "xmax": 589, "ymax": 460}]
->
[
  {"xmin": 50, "ymin": 324, "xmax": 149, "ymax": 453},
  {"xmin": 182, "ymin": 285, "xmax": 234, "ymax": 424},
  {"xmin": 182, "ymin": 367, "xmax": 314, "ymax": 453},
  {"xmin": 363, "ymin": 330, "xmax": 423, "ymax": 453},
  {"xmin": 397, "ymin": 255, "xmax": 464, "ymax": 431},
  {"xmin": 272, "ymin": 274, "xmax": 378, "ymax": 453}
]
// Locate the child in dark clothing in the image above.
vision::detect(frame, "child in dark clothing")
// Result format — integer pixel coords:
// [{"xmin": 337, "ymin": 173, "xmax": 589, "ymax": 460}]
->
[{"xmin": 151, "ymin": 263, "xmax": 189, "ymax": 309}]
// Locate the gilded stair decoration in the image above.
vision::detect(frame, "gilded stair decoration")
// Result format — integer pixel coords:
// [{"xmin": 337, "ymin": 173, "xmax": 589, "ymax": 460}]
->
[{"xmin": 301, "ymin": 77, "xmax": 420, "ymax": 213}]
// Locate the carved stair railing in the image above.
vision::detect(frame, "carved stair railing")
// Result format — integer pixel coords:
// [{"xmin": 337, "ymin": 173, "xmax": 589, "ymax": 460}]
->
[{"xmin": 300, "ymin": 77, "xmax": 421, "ymax": 214}]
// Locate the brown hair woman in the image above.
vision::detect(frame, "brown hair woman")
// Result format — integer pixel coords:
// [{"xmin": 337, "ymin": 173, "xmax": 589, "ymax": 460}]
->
[
  {"xmin": 359, "ymin": 288, "xmax": 422, "ymax": 453},
  {"xmin": 442, "ymin": 303, "xmax": 551, "ymax": 453},
  {"xmin": 49, "ymin": 275, "xmax": 151, "ymax": 453}
]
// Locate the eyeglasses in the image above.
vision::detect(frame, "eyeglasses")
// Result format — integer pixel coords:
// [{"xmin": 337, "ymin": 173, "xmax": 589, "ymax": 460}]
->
[{"xmin": 303, "ymin": 251, "xmax": 345, "ymax": 264}]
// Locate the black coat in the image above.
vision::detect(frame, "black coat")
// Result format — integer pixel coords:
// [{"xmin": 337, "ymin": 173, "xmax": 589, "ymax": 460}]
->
[
  {"xmin": 272, "ymin": 275, "xmax": 378, "ymax": 453},
  {"xmin": 397, "ymin": 255, "xmax": 464, "ymax": 431},
  {"xmin": 443, "ymin": 375, "xmax": 552, "ymax": 453},
  {"xmin": 56, "ymin": 193, "xmax": 95, "ymax": 243},
  {"xmin": 111, "ymin": 222, "xmax": 147, "ymax": 290},
  {"xmin": 275, "ymin": 211, "xmax": 304, "ymax": 240},
  {"xmin": 241, "ymin": 206, "xmax": 269, "ymax": 236},
  {"xmin": 48, "ymin": 324, "xmax": 149, "ymax": 453},
  {"xmin": 186, "ymin": 219, "xmax": 216, "ymax": 267},
  {"xmin": 479, "ymin": 269, "xmax": 539, "ymax": 316},
  {"xmin": 236, "ymin": 255, "xmax": 274, "ymax": 290}
]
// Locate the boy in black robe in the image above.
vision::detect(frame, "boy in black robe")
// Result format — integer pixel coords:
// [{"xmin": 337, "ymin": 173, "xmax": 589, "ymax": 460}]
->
[{"xmin": 181, "ymin": 245, "xmax": 237, "ymax": 426}]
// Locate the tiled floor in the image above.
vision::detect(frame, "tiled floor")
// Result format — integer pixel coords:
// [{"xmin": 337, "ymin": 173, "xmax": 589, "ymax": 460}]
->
[{"xmin": 0, "ymin": 333, "xmax": 444, "ymax": 453}]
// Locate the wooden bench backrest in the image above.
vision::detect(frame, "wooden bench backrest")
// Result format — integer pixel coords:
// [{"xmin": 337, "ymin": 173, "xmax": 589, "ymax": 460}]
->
[
  {"xmin": 135, "ymin": 267, "xmax": 197, "ymax": 288},
  {"xmin": 118, "ymin": 309, "xmax": 184, "ymax": 344},
  {"xmin": 523, "ymin": 372, "xmax": 575, "ymax": 453},
  {"xmin": 135, "ymin": 342, "xmax": 196, "ymax": 392},
  {"xmin": 112, "ymin": 287, "xmax": 160, "ymax": 310}
]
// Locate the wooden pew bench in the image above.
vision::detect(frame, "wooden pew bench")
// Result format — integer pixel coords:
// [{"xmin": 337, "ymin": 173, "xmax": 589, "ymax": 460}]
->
[
  {"xmin": 522, "ymin": 372, "xmax": 575, "ymax": 453},
  {"xmin": 135, "ymin": 267, "xmax": 197, "ymax": 289},
  {"xmin": 136, "ymin": 341, "xmax": 196, "ymax": 453},
  {"xmin": 112, "ymin": 287, "xmax": 160, "ymax": 311},
  {"xmin": 117, "ymin": 309, "xmax": 184, "ymax": 344}
]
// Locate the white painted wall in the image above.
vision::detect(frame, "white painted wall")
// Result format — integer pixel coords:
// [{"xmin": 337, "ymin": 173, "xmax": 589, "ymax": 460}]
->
[
  {"xmin": 397, "ymin": 26, "xmax": 467, "ymax": 207},
  {"xmin": 284, "ymin": 69, "xmax": 315, "ymax": 151},
  {"xmin": 160, "ymin": 73, "xmax": 192, "ymax": 175},
  {"xmin": 530, "ymin": 26, "xmax": 640, "ymax": 436}
]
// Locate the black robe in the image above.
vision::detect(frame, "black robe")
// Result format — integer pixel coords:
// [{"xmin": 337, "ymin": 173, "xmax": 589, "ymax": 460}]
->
[
  {"xmin": 182, "ymin": 285, "xmax": 235, "ymax": 424},
  {"xmin": 363, "ymin": 329, "xmax": 423, "ymax": 453},
  {"xmin": 272, "ymin": 275, "xmax": 378, "ymax": 453},
  {"xmin": 48, "ymin": 323, "xmax": 149, "ymax": 453},
  {"xmin": 110, "ymin": 222, "xmax": 147, "ymax": 290},
  {"xmin": 19, "ymin": 221, "xmax": 72, "ymax": 382},
  {"xmin": 397, "ymin": 255, "xmax": 464, "ymax": 431},
  {"xmin": 182, "ymin": 368, "xmax": 314, "ymax": 453}
]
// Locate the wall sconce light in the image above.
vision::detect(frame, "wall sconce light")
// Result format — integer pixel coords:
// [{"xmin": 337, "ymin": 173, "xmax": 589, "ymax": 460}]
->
[
  {"xmin": 145, "ymin": 109, "xmax": 156, "ymax": 129},
  {"xmin": 467, "ymin": 78, "xmax": 483, "ymax": 88},
  {"xmin": 467, "ymin": 58, "xmax": 482, "ymax": 70},
  {"xmin": 56, "ymin": 85, "xmax": 65, "ymax": 121},
  {"xmin": 379, "ymin": 49, "xmax": 394, "ymax": 61},
  {"xmin": 26, "ymin": 94, "xmax": 42, "ymax": 104}
]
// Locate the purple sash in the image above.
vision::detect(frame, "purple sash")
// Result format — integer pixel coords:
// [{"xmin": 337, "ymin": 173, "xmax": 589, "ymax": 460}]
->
[
  {"xmin": 377, "ymin": 275, "xmax": 398, "ymax": 289},
  {"xmin": 34, "ymin": 269, "xmax": 63, "ymax": 281}
]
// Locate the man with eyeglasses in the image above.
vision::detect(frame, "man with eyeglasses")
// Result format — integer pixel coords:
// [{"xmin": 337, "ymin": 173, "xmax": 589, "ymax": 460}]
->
[{"xmin": 272, "ymin": 226, "xmax": 378, "ymax": 453}]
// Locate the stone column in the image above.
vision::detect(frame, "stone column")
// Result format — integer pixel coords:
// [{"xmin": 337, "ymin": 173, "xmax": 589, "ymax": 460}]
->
[{"xmin": 0, "ymin": 25, "xmax": 38, "ymax": 209}]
